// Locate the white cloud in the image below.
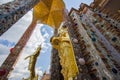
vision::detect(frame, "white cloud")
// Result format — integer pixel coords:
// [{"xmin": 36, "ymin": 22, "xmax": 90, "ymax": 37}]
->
[
  {"xmin": 0, "ymin": 44, "xmax": 10, "ymax": 54},
  {"xmin": 41, "ymin": 28, "xmax": 46, "ymax": 33},
  {"xmin": 0, "ymin": 9, "xmax": 33, "ymax": 69},
  {"xmin": 0, "ymin": 44, "xmax": 10, "ymax": 65},
  {"xmin": 8, "ymin": 43, "xmax": 43, "ymax": 79},
  {"xmin": 26, "ymin": 24, "xmax": 45, "ymax": 48},
  {"xmin": 0, "ymin": 1, "xmax": 53, "ymax": 80},
  {"xmin": 0, "ymin": 5, "xmax": 52, "ymax": 80},
  {"xmin": 8, "ymin": 47, "xmax": 30, "ymax": 80},
  {"xmin": 36, "ymin": 67, "xmax": 43, "ymax": 78},
  {"xmin": 0, "ymin": 8, "xmax": 45, "ymax": 79},
  {"xmin": 47, "ymin": 65, "xmax": 50, "ymax": 73},
  {"xmin": 1, "ymin": 11, "xmax": 33, "ymax": 43},
  {"xmin": 0, "ymin": 54, "xmax": 8, "ymax": 66},
  {"xmin": 8, "ymin": 23, "xmax": 45, "ymax": 79},
  {"xmin": 43, "ymin": 32, "xmax": 50, "ymax": 39}
]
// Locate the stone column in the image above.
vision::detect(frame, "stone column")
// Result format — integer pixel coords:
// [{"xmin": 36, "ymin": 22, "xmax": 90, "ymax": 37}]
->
[
  {"xmin": 0, "ymin": 0, "xmax": 39, "ymax": 36},
  {"xmin": 50, "ymin": 29, "xmax": 64, "ymax": 80}
]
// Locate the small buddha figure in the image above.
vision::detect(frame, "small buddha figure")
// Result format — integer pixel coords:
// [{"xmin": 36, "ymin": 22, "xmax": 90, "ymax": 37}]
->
[
  {"xmin": 50, "ymin": 25, "xmax": 78, "ymax": 80},
  {"xmin": 24, "ymin": 45, "xmax": 41, "ymax": 80}
]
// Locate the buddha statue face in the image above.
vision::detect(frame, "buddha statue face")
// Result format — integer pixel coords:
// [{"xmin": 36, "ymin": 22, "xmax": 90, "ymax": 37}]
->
[
  {"xmin": 50, "ymin": 36, "xmax": 59, "ymax": 45},
  {"xmin": 59, "ymin": 31, "xmax": 66, "ymax": 37},
  {"xmin": 58, "ymin": 26, "xmax": 68, "ymax": 37},
  {"xmin": 53, "ymin": 39, "xmax": 59, "ymax": 45}
]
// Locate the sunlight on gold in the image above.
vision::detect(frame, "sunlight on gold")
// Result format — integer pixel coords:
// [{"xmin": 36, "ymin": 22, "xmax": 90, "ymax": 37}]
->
[{"xmin": 33, "ymin": 0, "xmax": 65, "ymax": 29}]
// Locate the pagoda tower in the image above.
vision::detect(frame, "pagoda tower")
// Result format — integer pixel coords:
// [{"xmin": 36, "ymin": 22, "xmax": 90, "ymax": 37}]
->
[{"xmin": 50, "ymin": 0, "xmax": 120, "ymax": 80}]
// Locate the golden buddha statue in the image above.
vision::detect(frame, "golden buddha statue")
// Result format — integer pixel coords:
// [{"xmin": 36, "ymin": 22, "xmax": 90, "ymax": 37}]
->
[
  {"xmin": 24, "ymin": 45, "xmax": 41, "ymax": 80},
  {"xmin": 50, "ymin": 25, "xmax": 78, "ymax": 80}
]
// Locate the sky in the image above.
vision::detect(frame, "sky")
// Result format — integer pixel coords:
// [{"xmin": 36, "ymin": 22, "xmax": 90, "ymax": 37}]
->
[{"xmin": 0, "ymin": 0, "xmax": 93, "ymax": 80}]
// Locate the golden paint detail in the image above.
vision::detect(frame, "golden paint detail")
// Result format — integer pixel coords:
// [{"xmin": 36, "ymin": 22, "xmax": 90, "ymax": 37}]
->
[
  {"xmin": 24, "ymin": 46, "xmax": 41, "ymax": 80},
  {"xmin": 33, "ymin": 0, "xmax": 65, "ymax": 28},
  {"xmin": 50, "ymin": 26, "xmax": 78, "ymax": 80}
]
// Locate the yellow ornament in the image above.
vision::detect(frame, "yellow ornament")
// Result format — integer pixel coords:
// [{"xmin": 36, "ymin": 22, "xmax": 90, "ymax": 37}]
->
[{"xmin": 50, "ymin": 26, "xmax": 78, "ymax": 80}]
